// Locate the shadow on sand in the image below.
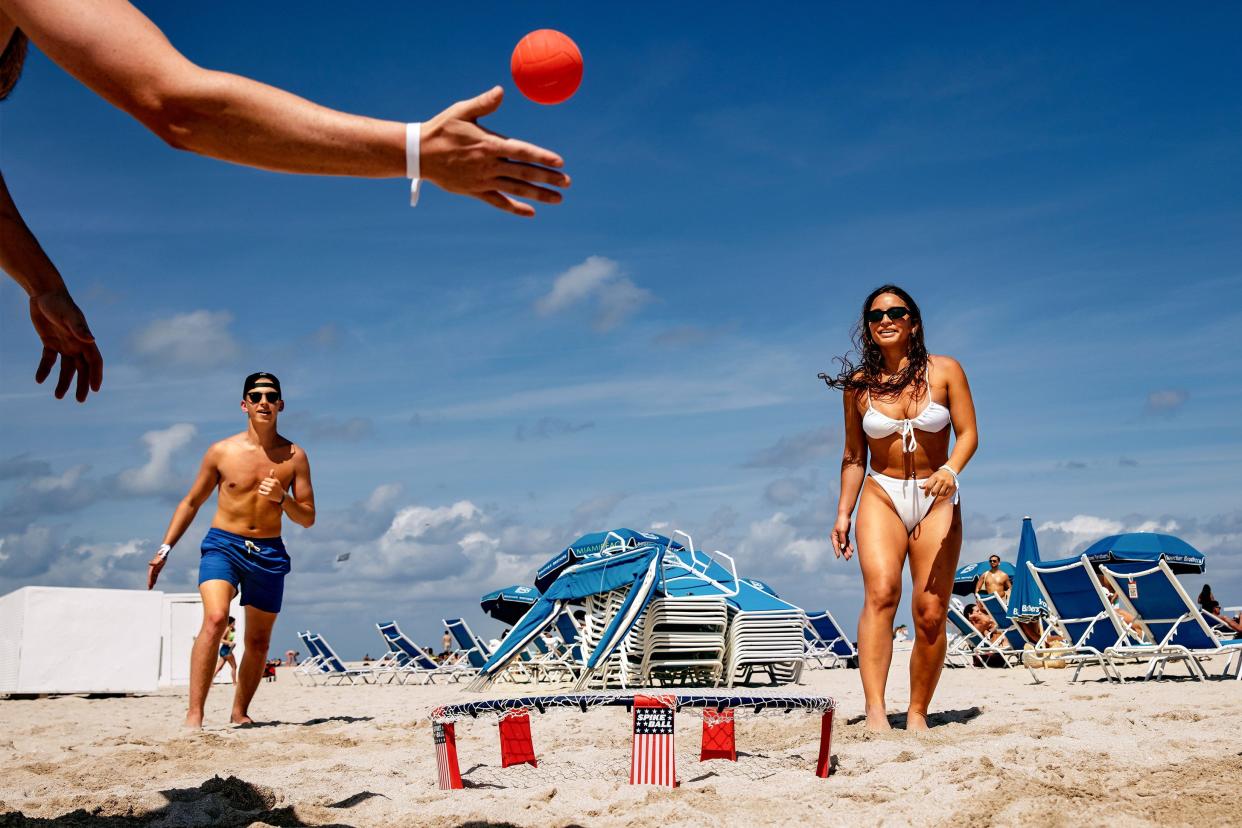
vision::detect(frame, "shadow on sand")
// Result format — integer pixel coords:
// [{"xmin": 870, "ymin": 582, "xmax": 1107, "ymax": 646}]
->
[
  {"xmin": 0, "ymin": 775, "xmax": 350, "ymax": 827},
  {"xmin": 846, "ymin": 706, "xmax": 983, "ymax": 729}
]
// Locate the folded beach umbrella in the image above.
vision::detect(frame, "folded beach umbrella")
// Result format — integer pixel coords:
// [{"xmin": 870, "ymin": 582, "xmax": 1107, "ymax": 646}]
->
[
  {"xmin": 534, "ymin": 528, "xmax": 677, "ymax": 592},
  {"xmin": 480, "ymin": 584, "xmax": 541, "ymax": 626},
  {"xmin": 741, "ymin": 578, "xmax": 780, "ymax": 597},
  {"xmin": 1007, "ymin": 516, "xmax": 1047, "ymax": 621},
  {"xmin": 472, "ymin": 544, "xmax": 667, "ymax": 690},
  {"xmin": 1042, "ymin": 532, "xmax": 1206, "ymax": 574},
  {"xmin": 952, "ymin": 559, "xmax": 1017, "ymax": 595}
]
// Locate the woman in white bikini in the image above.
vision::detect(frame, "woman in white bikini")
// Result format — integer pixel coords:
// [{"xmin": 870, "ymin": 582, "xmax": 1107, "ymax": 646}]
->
[{"xmin": 820, "ymin": 285, "xmax": 978, "ymax": 732}]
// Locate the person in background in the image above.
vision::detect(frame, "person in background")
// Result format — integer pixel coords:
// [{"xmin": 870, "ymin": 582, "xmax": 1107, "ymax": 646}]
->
[
  {"xmin": 213, "ymin": 616, "xmax": 238, "ymax": 683},
  {"xmin": 892, "ymin": 624, "xmax": 910, "ymax": 644}
]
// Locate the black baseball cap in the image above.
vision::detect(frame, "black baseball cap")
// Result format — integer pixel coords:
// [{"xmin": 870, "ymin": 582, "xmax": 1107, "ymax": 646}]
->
[{"xmin": 243, "ymin": 372, "xmax": 282, "ymax": 397}]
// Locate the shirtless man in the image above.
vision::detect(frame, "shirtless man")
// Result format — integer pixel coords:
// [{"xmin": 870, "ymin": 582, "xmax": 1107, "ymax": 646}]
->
[
  {"xmin": 146, "ymin": 372, "xmax": 315, "ymax": 728},
  {"xmin": 975, "ymin": 555, "xmax": 1011, "ymax": 601}
]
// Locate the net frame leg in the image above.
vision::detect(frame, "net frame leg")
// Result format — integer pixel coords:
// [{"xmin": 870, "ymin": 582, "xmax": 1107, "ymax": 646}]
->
[{"xmin": 815, "ymin": 709, "xmax": 834, "ymax": 778}]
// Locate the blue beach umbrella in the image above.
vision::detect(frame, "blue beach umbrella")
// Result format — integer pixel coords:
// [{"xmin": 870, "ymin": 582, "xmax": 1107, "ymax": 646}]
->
[
  {"xmin": 1007, "ymin": 516, "xmax": 1047, "ymax": 621},
  {"xmin": 1042, "ymin": 532, "xmax": 1206, "ymax": 574},
  {"xmin": 480, "ymin": 585, "xmax": 541, "ymax": 626},
  {"xmin": 953, "ymin": 559, "xmax": 1017, "ymax": 596}
]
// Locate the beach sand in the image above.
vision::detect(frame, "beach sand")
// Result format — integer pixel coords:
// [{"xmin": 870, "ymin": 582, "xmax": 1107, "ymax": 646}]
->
[{"xmin": 1, "ymin": 652, "xmax": 1239, "ymax": 827}]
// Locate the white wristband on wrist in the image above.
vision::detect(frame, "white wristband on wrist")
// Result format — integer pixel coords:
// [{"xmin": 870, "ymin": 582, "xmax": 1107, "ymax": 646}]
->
[
  {"xmin": 155, "ymin": 544, "xmax": 171, "ymax": 562},
  {"xmin": 406, "ymin": 122, "xmax": 422, "ymax": 207},
  {"xmin": 938, "ymin": 464, "xmax": 960, "ymax": 505}
]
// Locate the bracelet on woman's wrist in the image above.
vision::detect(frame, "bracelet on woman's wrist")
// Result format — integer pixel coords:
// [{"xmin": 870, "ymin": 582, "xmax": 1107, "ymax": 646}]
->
[{"xmin": 938, "ymin": 464, "xmax": 961, "ymax": 505}]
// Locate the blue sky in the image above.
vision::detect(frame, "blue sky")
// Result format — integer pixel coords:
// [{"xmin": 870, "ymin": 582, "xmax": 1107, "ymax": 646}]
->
[{"xmin": 2, "ymin": 3, "xmax": 1240, "ymax": 657}]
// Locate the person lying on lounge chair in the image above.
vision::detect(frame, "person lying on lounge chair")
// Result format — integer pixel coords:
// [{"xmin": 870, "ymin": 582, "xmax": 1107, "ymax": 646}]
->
[
  {"xmin": 965, "ymin": 603, "xmax": 1005, "ymax": 644},
  {"xmin": 1204, "ymin": 600, "xmax": 1242, "ymax": 637},
  {"xmin": 1102, "ymin": 584, "xmax": 1143, "ymax": 635}
]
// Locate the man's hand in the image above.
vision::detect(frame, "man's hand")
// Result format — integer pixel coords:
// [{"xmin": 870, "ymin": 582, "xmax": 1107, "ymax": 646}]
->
[
  {"xmin": 421, "ymin": 86, "xmax": 571, "ymax": 217},
  {"xmin": 258, "ymin": 469, "xmax": 285, "ymax": 504},
  {"xmin": 29, "ymin": 289, "xmax": 103, "ymax": 403},
  {"xmin": 146, "ymin": 544, "xmax": 170, "ymax": 590}
]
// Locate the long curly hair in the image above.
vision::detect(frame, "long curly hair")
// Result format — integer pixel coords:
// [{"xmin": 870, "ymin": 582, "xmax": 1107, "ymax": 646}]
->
[
  {"xmin": 818, "ymin": 283, "xmax": 929, "ymax": 400},
  {"xmin": 0, "ymin": 29, "xmax": 28, "ymax": 101}
]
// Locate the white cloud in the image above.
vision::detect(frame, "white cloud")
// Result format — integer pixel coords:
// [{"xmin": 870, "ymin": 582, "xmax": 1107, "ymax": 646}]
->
[
  {"xmin": 130, "ymin": 310, "xmax": 241, "ymax": 367},
  {"xmin": 30, "ymin": 464, "xmax": 90, "ymax": 493},
  {"xmin": 1035, "ymin": 513, "xmax": 1181, "ymax": 559},
  {"xmin": 1146, "ymin": 388, "xmax": 1189, "ymax": 414},
  {"xmin": 744, "ymin": 428, "xmax": 837, "ymax": 469},
  {"xmin": 117, "ymin": 423, "xmax": 197, "ymax": 495},
  {"xmin": 534, "ymin": 256, "xmax": 653, "ymax": 332}
]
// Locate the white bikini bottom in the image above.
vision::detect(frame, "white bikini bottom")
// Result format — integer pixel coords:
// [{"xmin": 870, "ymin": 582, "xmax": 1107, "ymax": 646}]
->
[{"xmin": 868, "ymin": 471, "xmax": 947, "ymax": 534}]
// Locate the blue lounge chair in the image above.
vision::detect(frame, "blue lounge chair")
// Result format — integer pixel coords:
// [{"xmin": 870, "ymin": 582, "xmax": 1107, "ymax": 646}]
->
[
  {"xmin": 945, "ymin": 605, "xmax": 1008, "ymax": 668},
  {"xmin": 554, "ymin": 613, "xmax": 585, "ymax": 665},
  {"xmin": 1100, "ymin": 561, "xmax": 1242, "ymax": 681},
  {"xmin": 307, "ymin": 633, "xmax": 374, "ymax": 685},
  {"xmin": 803, "ymin": 610, "xmax": 856, "ymax": 669},
  {"xmin": 977, "ymin": 592, "xmax": 1031, "ymax": 661},
  {"xmin": 292, "ymin": 630, "xmax": 324, "ymax": 685},
  {"xmin": 375, "ymin": 621, "xmax": 464, "ymax": 685},
  {"xmin": 1027, "ymin": 556, "xmax": 1131, "ymax": 683}
]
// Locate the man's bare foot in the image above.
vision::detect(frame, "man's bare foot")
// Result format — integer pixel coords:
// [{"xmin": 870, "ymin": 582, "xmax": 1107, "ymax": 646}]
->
[
  {"xmin": 906, "ymin": 710, "xmax": 930, "ymax": 732},
  {"xmin": 230, "ymin": 713, "xmax": 254, "ymax": 726},
  {"xmin": 183, "ymin": 712, "xmax": 204, "ymax": 730},
  {"xmin": 864, "ymin": 704, "xmax": 891, "ymax": 732}
]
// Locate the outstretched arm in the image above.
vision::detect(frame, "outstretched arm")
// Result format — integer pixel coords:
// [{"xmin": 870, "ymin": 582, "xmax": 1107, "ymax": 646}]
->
[
  {"xmin": 0, "ymin": 171, "xmax": 103, "ymax": 401},
  {"xmin": 3, "ymin": 0, "xmax": 569, "ymax": 215},
  {"xmin": 832, "ymin": 388, "xmax": 868, "ymax": 561},
  {"xmin": 148, "ymin": 444, "xmax": 220, "ymax": 588}
]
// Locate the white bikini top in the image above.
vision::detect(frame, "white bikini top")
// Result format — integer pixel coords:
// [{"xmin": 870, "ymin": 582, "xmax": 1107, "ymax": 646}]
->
[{"xmin": 862, "ymin": 387, "xmax": 951, "ymax": 453}]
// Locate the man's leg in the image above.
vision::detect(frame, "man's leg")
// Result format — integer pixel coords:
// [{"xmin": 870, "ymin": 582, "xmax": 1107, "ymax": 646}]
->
[
  {"xmin": 231, "ymin": 605, "xmax": 277, "ymax": 724},
  {"xmin": 186, "ymin": 580, "xmax": 237, "ymax": 729}
]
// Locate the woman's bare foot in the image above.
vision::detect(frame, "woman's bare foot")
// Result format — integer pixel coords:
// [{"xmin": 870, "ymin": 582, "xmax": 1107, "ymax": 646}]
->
[
  {"xmin": 864, "ymin": 704, "xmax": 891, "ymax": 732},
  {"xmin": 906, "ymin": 710, "xmax": 930, "ymax": 732},
  {"xmin": 230, "ymin": 713, "xmax": 254, "ymax": 726}
]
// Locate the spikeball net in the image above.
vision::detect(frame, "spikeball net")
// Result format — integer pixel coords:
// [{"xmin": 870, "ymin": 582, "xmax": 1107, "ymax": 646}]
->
[{"xmin": 428, "ymin": 690, "xmax": 835, "ymax": 790}]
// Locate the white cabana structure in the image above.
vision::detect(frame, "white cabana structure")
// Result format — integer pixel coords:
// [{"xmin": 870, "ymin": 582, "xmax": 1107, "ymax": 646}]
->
[
  {"xmin": 0, "ymin": 586, "xmax": 245, "ymax": 695},
  {"xmin": 0, "ymin": 586, "xmax": 163, "ymax": 695}
]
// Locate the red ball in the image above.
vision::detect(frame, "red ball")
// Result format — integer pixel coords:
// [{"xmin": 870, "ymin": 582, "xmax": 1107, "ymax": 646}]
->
[{"xmin": 510, "ymin": 29, "xmax": 583, "ymax": 105}]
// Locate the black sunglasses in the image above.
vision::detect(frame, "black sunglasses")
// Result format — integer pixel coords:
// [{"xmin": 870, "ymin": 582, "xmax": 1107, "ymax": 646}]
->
[
  {"xmin": 246, "ymin": 391, "xmax": 281, "ymax": 404},
  {"xmin": 866, "ymin": 306, "xmax": 911, "ymax": 323}
]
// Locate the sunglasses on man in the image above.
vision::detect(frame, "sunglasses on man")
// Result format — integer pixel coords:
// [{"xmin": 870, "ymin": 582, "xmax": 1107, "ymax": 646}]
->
[
  {"xmin": 246, "ymin": 391, "xmax": 281, "ymax": 404},
  {"xmin": 866, "ymin": 306, "xmax": 911, "ymax": 323}
]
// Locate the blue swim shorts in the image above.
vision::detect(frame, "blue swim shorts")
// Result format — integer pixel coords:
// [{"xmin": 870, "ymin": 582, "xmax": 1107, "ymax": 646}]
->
[{"xmin": 198, "ymin": 528, "xmax": 291, "ymax": 614}]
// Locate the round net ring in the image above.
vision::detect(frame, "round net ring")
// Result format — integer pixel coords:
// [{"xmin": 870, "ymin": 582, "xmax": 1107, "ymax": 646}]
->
[{"xmin": 427, "ymin": 690, "xmax": 837, "ymax": 790}]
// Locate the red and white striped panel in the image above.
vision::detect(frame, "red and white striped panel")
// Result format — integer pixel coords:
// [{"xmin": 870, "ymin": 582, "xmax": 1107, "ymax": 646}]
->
[
  {"xmin": 434, "ymin": 721, "xmax": 463, "ymax": 790},
  {"xmin": 630, "ymin": 695, "xmax": 677, "ymax": 787}
]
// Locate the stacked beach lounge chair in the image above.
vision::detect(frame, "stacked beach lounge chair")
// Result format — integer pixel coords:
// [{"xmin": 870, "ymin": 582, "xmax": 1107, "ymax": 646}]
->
[
  {"xmin": 637, "ymin": 595, "xmax": 728, "ymax": 686},
  {"xmin": 723, "ymin": 580, "xmax": 806, "ymax": 686}
]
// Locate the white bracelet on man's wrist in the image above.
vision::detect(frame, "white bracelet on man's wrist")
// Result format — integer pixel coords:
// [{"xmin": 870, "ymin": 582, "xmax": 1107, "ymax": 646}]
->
[{"xmin": 406, "ymin": 122, "xmax": 422, "ymax": 207}]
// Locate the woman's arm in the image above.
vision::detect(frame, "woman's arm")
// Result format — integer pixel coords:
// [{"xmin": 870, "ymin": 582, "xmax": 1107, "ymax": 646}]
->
[
  {"xmin": 831, "ymin": 388, "xmax": 868, "ymax": 560},
  {"xmin": 3, "ymin": 0, "xmax": 569, "ymax": 214},
  {"xmin": 922, "ymin": 355, "xmax": 978, "ymax": 499},
  {"xmin": 942, "ymin": 356, "xmax": 979, "ymax": 473}
]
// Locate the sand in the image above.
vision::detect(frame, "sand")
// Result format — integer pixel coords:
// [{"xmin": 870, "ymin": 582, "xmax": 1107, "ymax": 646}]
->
[{"xmin": 1, "ymin": 652, "xmax": 1239, "ymax": 827}]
